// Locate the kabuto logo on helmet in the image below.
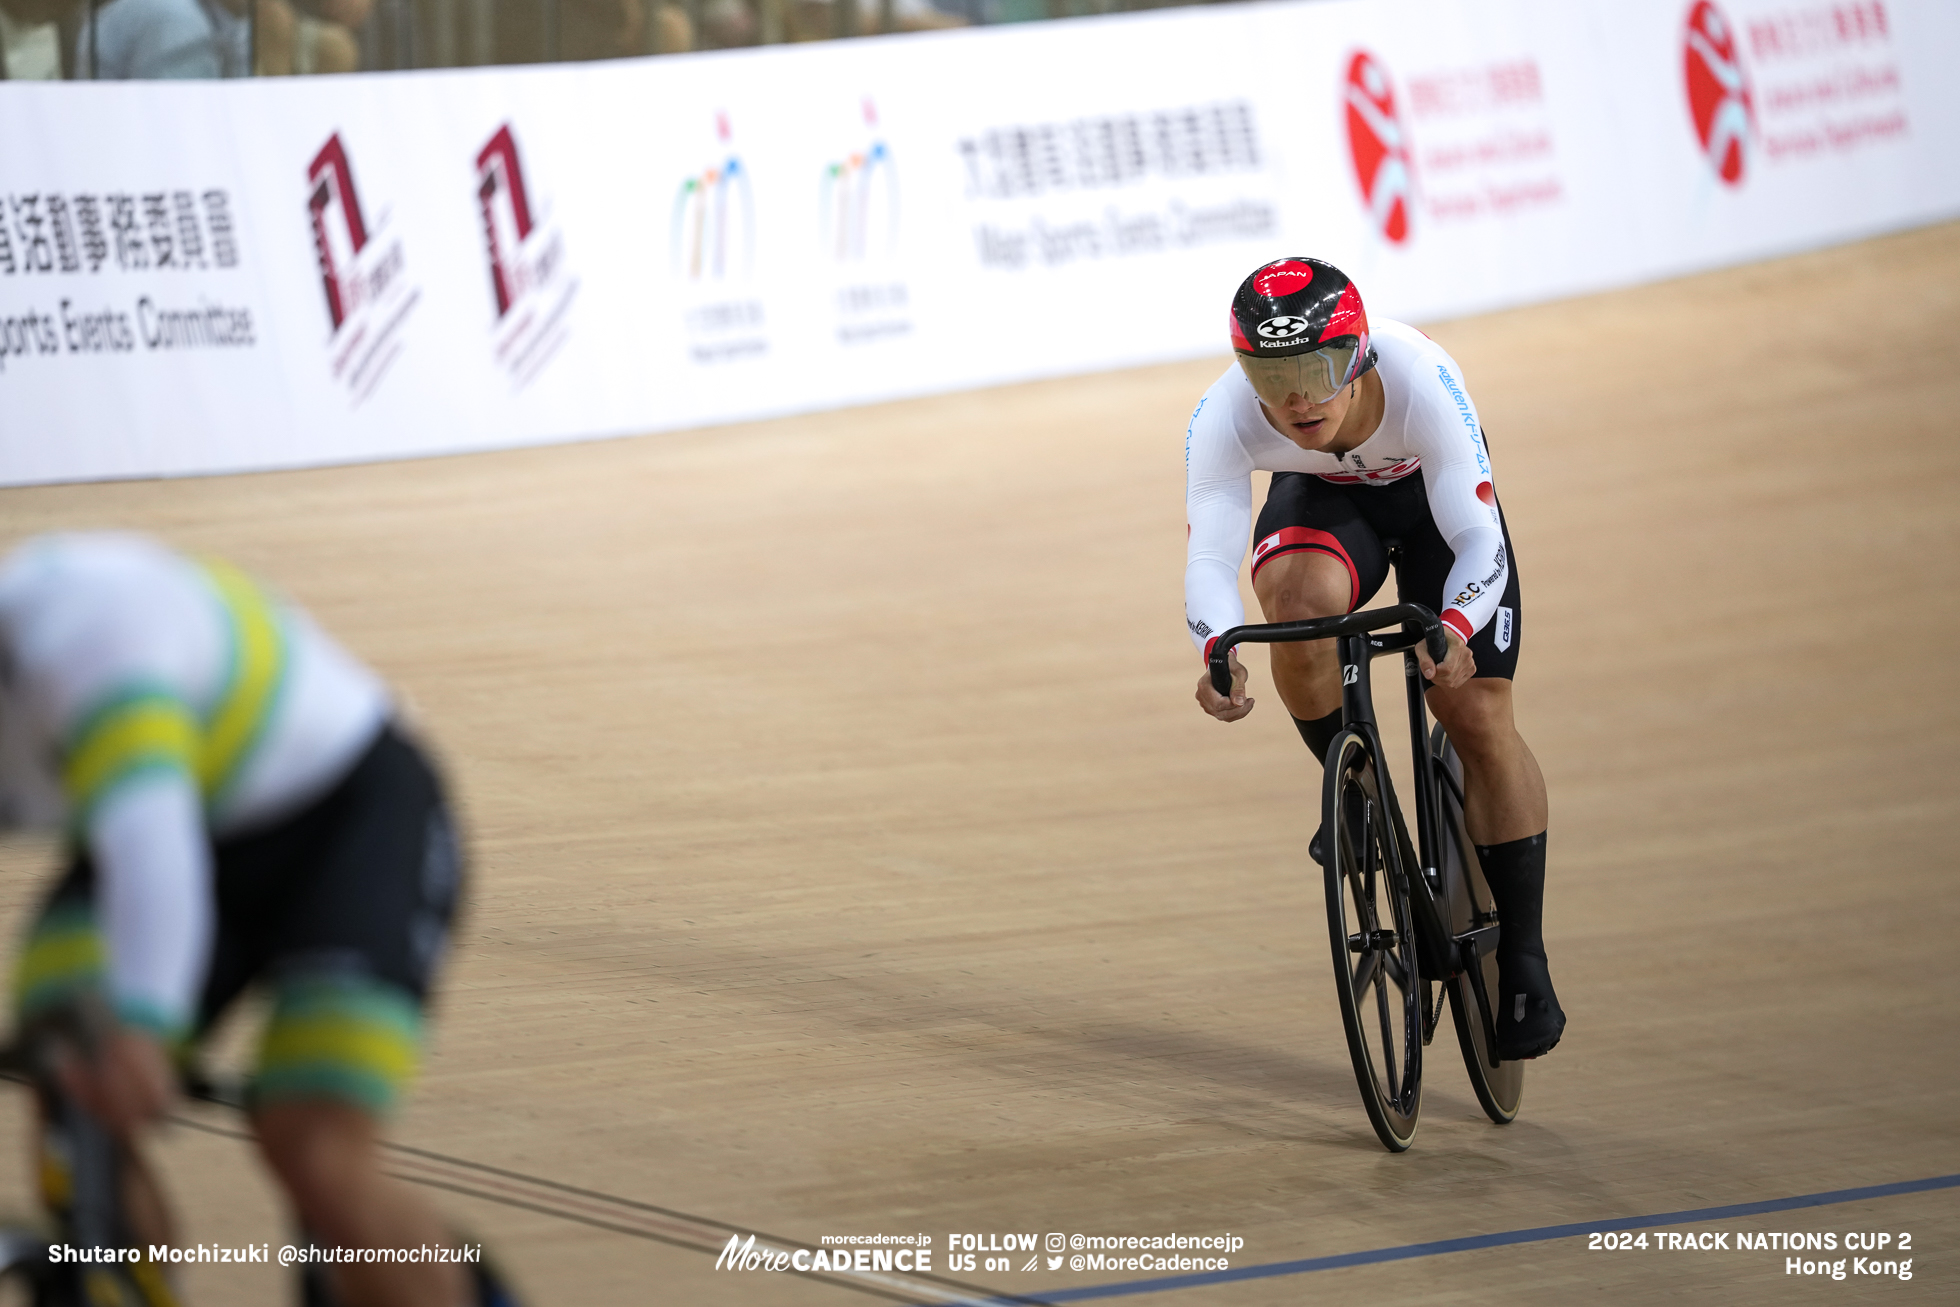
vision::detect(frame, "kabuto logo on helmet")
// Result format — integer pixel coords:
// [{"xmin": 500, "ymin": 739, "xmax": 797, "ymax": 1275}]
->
[
  {"xmin": 1258, "ymin": 316, "xmax": 1310, "ymax": 340},
  {"xmin": 1344, "ymin": 50, "xmax": 1413, "ymax": 245},
  {"xmin": 1683, "ymin": 0, "xmax": 1754, "ymax": 186}
]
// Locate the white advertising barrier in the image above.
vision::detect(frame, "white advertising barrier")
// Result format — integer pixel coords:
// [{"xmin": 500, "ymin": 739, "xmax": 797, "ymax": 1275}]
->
[{"xmin": 0, "ymin": 0, "xmax": 1955, "ymax": 485}]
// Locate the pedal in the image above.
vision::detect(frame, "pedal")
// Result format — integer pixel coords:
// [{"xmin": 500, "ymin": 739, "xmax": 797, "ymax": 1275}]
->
[
  {"xmin": 1453, "ymin": 924, "xmax": 1500, "ymax": 976},
  {"xmin": 1348, "ymin": 929, "xmax": 1398, "ymax": 953}
]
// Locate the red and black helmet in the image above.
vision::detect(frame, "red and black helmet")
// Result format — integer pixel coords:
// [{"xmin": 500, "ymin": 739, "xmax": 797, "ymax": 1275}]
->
[{"xmin": 1229, "ymin": 257, "xmax": 1377, "ymax": 407}]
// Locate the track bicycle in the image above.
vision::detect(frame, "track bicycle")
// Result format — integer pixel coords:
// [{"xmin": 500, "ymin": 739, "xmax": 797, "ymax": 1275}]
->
[
  {"xmin": 1206, "ymin": 601, "xmax": 1524, "ymax": 1151},
  {"xmin": 0, "ymin": 1010, "xmax": 516, "ymax": 1306},
  {"xmin": 0, "ymin": 1008, "xmax": 228, "ymax": 1306}
]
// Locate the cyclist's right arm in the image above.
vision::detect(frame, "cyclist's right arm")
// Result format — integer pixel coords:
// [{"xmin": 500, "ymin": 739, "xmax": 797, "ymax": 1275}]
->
[
  {"xmin": 0, "ymin": 544, "xmax": 214, "ymax": 1054},
  {"xmin": 4, "ymin": 677, "xmax": 200, "ymax": 1135},
  {"xmin": 1184, "ymin": 390, "xmax": 1258, "ymax": 719}
]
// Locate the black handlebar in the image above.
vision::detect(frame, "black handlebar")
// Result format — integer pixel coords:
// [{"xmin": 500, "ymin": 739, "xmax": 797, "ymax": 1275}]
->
[{"xmin": 1206, "ymin": 603, "xmax": 1450, "ymax": 697}]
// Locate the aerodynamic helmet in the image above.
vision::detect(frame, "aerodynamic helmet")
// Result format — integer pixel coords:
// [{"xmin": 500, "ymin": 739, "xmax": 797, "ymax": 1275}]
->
[{"xmin": 1228, "ymin": 257, "xmax": 1377, "ymax": 408}]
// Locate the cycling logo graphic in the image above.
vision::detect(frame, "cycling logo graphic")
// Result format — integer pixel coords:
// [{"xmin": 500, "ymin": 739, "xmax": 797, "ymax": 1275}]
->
[
  {"xmin": 820, "ymin": 100, "xmax": 898, "ymax": 263},
  {"xmin": 475, "ymin": 122, "xmax": 577, "ymax": 388},
  {"xmin": 1344, "ymin": 49, "xmax": 1415, "ymax": 245},
  {"xmin": 476, "ymin": 125, "xmax": 538, "ymax": 319},
  {"xmin": 305, "ymin": 132, "xmax": 417, "ymax": 402},
  {"xmin": 306, "ymin": 135, "xmax": 367, "ymax": 331},
  {"xmin": 1683, "ymin": 0, "xmax": 1755, "ymax": 185},
  {"xmin": 671, "ymin": 111, "xmax": 755, "ymax": 281}
]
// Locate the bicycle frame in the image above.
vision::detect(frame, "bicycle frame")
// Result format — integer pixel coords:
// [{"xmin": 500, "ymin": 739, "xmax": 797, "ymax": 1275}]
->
[
  {"xmin": 0, "ymin": 1029, "xmax": 245, "ymax": 1307},
  {"xmin": 1207, "ymin": 603, "xmax": 1501, "ymax": 1055}
]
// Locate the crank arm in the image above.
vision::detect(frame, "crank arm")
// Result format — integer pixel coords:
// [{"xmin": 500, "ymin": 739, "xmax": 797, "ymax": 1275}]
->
[{"xmin": 1458, "ymin": 930, "xmax": 1503, "ymax": 1070}]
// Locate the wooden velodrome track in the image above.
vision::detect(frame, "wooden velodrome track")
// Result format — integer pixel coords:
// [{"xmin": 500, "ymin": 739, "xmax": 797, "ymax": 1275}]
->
[{"xmin": 0, "ymin": 222, "xmax": 1955, "ymax": 1306}]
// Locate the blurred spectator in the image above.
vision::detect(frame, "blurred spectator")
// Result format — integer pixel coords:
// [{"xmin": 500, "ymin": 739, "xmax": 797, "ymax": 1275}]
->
[
  {"xmin": 0, "ymin": 0, "xmax": 64, "ymax": 77},
  {"xmin": 698, "ymin": 0, "xmax": 751, "ymax": 46},
  {"xmin": 560, "ymin": 0, "xmax": 634, "ymax": 57},
  {"xmin": 500, "ymin": 0, "xmax": 689, "ymax": 60},
  {"xmin": 254, "ymin": 0, "xmax": 365, "ymax": 73},
  {"xmin": 786, "ymin": 0, "xmax": 960, "ymax": 40},
  {"xmin": 65, "ymin": 0, "xmax": 249, "ymax": 77},
  {"xmin": 5, "ymin": 0, "xmax": 355, "ymax": 77},
  {"xmin": 648, "ymin": 1, "xmax": 690, "ymax": 50},
  {"xmin": 7, "ymin": 0, "xmax": 1112, "ymax": 78},
  {"xmin": 892, "ymin": 0, "xmax": 966, "ymax": 28}
]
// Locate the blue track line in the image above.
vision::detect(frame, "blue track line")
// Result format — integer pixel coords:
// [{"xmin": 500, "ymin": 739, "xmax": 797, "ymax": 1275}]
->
[{"xmin": 922, "ymin": 1172, "xmax": 1960, "ymax": 1306}]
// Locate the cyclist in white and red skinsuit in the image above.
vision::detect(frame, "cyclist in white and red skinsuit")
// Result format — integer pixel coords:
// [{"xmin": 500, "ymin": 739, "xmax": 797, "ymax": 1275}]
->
[{"xmin": 1186, "ymin": 257, "xmax": 1563, "ymax": 1060}]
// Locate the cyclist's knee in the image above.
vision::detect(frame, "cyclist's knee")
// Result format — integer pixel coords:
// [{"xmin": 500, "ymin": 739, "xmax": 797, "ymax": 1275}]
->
[
  {"xmin": 250, "ymin": 972, "xmax": 425, "ymax": 1236},
  {"xmin": 1253, "ymin": 551, "xmax": 1350, "ymax": 624},
  {"xmin": 1428, "ymin": 679, "xmax": 1517, "ymax": 758}
]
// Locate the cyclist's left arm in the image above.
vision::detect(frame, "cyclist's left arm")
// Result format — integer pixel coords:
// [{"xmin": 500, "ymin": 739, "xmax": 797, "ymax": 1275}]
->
[{"xmin": 1407, "ymin": 373, "xmax": 1508, "ymax": 685}]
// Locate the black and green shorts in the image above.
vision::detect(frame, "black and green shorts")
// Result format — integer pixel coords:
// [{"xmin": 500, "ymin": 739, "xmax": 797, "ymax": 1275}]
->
[{"xmin": 13, "ymin": 724, "xmax": 462, "ymax": 1117}]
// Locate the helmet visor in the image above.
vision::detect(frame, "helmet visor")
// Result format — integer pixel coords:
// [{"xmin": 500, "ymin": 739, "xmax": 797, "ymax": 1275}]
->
[{"xmin": 1236, "ymin": 338, "xmax": 1362, "ymax": 408}]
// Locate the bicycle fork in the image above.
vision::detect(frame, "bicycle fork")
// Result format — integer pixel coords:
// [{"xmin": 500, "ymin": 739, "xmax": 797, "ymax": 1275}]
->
[
  {"xmin": 1337, "ymin": 633, "xmax": 1444, "ymax": 1039},
  {"xmin": 34, "ymin": 1075, "xmax": 182, "ymax": 1306}
]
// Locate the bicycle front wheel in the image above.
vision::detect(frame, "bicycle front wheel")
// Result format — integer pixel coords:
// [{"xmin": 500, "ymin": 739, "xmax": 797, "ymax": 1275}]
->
[
  {"xmin": 1324, "ymin": 731, "xmax": 1422, "ymax": 1151},
  {"xmin": 1431, "ymin": 725, "xmax": 1524, "ymax": 1124},
  {"xmin": 0, "ymin": 1227, "xmax": 45, "ymax": 1307}
]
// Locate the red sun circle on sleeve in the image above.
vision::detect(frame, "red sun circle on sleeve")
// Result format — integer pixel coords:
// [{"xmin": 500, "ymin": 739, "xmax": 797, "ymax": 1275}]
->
[{"xmin": 1476, "ymin": 481, "xmax": 1495, "ymax": 506}]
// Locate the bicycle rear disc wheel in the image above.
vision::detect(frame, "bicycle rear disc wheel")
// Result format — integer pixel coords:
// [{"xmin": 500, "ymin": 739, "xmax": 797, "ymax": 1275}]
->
[
  {"xmin": 1324, "ymin": 732, "xmax": 1422, "ymax": 1151},
  {"xmin": 1431, "ymin": 725, "xmax": 1524, "ymax": 1123}
]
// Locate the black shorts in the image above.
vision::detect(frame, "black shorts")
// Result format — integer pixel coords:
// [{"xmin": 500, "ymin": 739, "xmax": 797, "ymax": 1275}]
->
[
  {"xmin": 1251, "ymin": 468, "xmax": 1523, "ymax": 681},
  {"xmin": 16, "ymin": 724, "xmax": 463, "ymax": 1114}
]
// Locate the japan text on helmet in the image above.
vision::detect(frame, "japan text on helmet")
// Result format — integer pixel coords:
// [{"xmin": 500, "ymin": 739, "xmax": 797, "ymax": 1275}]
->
[{"xmin": 1229, "ymin": 257, "xmax": 1377, "ymax": 408}]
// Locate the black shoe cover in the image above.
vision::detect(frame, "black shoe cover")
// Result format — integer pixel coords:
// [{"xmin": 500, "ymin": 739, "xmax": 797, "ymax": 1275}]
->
[
  {"xmin": 1494, "ymin": 950, "xmax": 1565, "ymax": 1060},
  {"xmin": 1309, "ymin": 825, "xmax": 1326, "ymax": 867},
  {"xmin": 471, "ymin": 1258, "xmax": 525, "ymax": 1307}
]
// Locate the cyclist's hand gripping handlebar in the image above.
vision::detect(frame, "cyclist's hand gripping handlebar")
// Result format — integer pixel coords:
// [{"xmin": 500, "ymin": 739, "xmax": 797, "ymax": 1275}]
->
[{"xmin": 1205, "ymin": 603, "xmax": 1449, "ymax": 696}]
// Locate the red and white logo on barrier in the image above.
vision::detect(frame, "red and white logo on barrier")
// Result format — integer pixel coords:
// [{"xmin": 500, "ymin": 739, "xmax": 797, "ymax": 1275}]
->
[
  {"xmin": 472, "ymin": 122, "xmax": 576, "ymax": 387},
  {"xmin": 1683, "ymin": 0, "xmax": 1755, "ymax": 185},
  {"xmin": 307, "ymin": 134, "xmax": 367, "ymax": 331},
  {"xmin": 476, "ymin": 124, "xmax": 535, "ymax": 319},
  {"xmin": 304, "ymin": 131, "xmax": 416, "ymax": 400},
  {"xmin": 1345, "ymin": 50, "xmax": 1414, "ymax": 244}
]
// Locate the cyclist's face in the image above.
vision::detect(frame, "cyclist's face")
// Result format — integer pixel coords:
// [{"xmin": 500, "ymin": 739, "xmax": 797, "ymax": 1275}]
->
[{"xmin": 1262, "ymin": 379, "xmax": 1357, "ymax": 451}]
